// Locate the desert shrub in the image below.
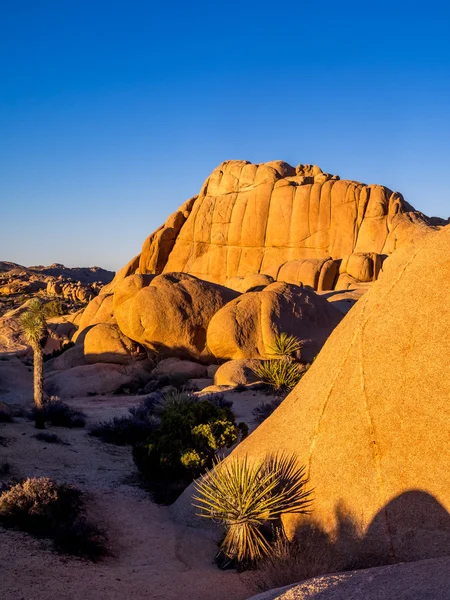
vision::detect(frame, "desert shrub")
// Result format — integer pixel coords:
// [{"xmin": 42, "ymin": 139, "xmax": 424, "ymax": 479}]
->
[
  {"xmin": 128, "ymin": 392, "xmax": 163, "ymax": 419},
  {"xmin": 133, "ymin": 392, "xmax": 247, "ymax": 502},
  {"xmin": 89, "ymin": 414, "xmax": 160, "ymax": 446},
  {"xmin": 89, "ymin": 393, "xmax": 162, "ymax": 445},
  {"xmin": 133, "ymin": 397, "xmax": 237, "ymax": 479},
  {"xmin": 253, "ymin": 398, "xmax": 283, "ymax": 424},
  {"xmin": 268, "ymin": 333, "xmax": 302, "ymax": 360},
  {"xmin": 0, "ymin": 477, "xmax": 106, "ymax": 559},
  {"xmin": 252, "ymin": 360, "xmax": 304, "ymax": 394},
  {"xmin": 193, "ymin": 453, "xmax": 312, "ymax": 567},
  {"xmin": 255, "ymin": 511, "xmax": 366, "ymax": 590},
  {"xmin": 43, "ymin": 300, "xmax": 65, "ymax": 318},
  {"xmin": 29, "ymin": 399, "xmax": 86, "ymax": 428},
  {"xmin": 254, "ymin": 528, "xmax": 335, "ymax": 590}
]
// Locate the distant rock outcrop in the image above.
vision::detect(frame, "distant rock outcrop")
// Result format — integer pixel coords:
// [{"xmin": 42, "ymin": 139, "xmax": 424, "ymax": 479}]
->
[{"xmin": 0, "ymin": 262, "xmax": 114, "ymax": 319}]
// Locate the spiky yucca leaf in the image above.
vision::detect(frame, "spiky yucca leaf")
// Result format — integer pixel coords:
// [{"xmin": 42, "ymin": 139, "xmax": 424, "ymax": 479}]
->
[
  {"xmin": 261, "ymin": 454, "xmax": 313, "ymax": 515},
  {"xmin": 252, "ymin": 360, "xmax": 304, "ymax": 393},
  {"xmin": 193, "ymin": 454, "xmax": 312, "ymax": 563},
  {"xmin": 268, "ymin": 333, "xmax": 302, "ymax": 359}
]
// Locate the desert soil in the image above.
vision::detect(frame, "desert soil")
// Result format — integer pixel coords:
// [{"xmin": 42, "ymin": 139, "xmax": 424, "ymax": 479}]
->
[{"xmin": 0, "ymin": 392, "xmax": 266, "ymax": 600}]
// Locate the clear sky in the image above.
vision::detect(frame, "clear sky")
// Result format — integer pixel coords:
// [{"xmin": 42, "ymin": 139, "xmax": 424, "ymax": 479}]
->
[{"xmin": 1, "ymin": 1, "xmax": 449, "ymax": 272}]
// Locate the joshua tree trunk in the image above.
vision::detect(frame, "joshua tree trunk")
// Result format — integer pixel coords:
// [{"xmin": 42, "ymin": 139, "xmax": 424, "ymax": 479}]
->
[{"xmin": 32, "ymin": 343, "xmax": 45, "ymax": 429}]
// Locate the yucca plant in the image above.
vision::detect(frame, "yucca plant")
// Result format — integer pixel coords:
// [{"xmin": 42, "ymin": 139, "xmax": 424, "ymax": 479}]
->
[
  {"xmin": 20, "ymin": 300, "xmax": 48, "ymax": 429},
  {"xmin": 193, "ymin": 454, "xmax": 312, "ymax": 565},
  {"xmin": 252, "ymin": 360, "xmax": 304, "ymax": 394},
  {"xmin": 268, "ymin": 333, "xmax": 302, "ymax": 361}
]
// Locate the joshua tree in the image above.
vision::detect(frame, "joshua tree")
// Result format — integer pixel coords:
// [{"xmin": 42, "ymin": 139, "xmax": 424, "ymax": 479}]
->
[{"xmin": 20, "ymin": 299, "xmax": 48, "ymax": 429}]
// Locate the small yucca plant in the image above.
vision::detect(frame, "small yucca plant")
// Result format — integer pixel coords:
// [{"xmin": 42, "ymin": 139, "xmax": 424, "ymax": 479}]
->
[
  {"xmin": 268, "ymin": 333, "xmax": 302, "ymax": 361},
  {"xmin": 252, "ymin": 360, "xmax": 304, "ymax": 394},
  {"xmin": 193, "ymin": 454, "xmax": 312, "ymax": 564}
]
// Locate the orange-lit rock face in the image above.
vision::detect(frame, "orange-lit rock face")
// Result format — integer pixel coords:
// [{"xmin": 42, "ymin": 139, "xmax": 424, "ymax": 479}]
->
[
  {"xmin": 224, "ymin": 226, "xmax": 450, "ymax": 563},
  {"xmin": 173, "ymin": 226, "xmax": 450, "ymax": 567},
  {"xmin": 136, "ymin": 160, "xmax": 431, "ymax": 289}
]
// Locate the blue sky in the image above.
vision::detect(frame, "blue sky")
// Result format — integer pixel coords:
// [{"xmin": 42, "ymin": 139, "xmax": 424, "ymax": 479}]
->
[{"xmin": 1, "ymin": 1, "xmax": 449, "ymax": 271}]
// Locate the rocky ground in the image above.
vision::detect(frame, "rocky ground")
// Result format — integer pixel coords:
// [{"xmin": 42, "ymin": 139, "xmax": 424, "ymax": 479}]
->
[{"xmin": 0, "ymin": 392, "xmax": 264, "ymax": 600}]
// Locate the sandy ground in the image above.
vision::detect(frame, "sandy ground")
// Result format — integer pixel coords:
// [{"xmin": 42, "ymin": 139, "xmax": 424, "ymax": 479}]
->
[{"xmin": 0, "ymin": 391, "xmax": 267, "ymax": 600}]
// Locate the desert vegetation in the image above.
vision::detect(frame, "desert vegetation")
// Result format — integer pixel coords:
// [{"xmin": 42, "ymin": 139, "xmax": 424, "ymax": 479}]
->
[
  {"xmin": 251, "ymin": 333, "xmax": 307, "ymax": 396},
  {"xmin": 20, "ymin": 299, "xmax": 49, "ymax": 428},
  {"xmin": 29, "ymin": 398, "xmax": 86, "ymax": 428},
  {"xmin": 90, "ymin": 391, "xmax": 248, "ymax": 503},
  {"xmin": 0, "ymin": 477, "xmax": 106, "ymax": 560},
  {"xmin": 193, "ymin": 453, "xmax": 312, "ymax": 569}
]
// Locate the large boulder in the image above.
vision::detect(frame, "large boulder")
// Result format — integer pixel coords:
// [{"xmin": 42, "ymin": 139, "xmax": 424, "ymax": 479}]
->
[
  {"xmin": 207, "ymin": 282, "xmax": 343, "ymax": 363},
  {"xmin": 72, "ymin": 293, "xmax": 115, "ymax": 341},
  {"xmin": 48, "ymin": 344, "xmax": 86, "ymax": 371},
  {"xmin": 174, "ymin": 226, "xmax": 450, "ymax": 567},
  {"xmin": 214, "ymin": 359, "xmax": 264, "ymax": 386},
  {"xmin": 83, "ymin": 323, "xmax": 145, "ymax": 365},
  {"xmin": 44, "ymin": 362, "xmax": 151, "ymax": 398},
  {"xmin": 113, "ymin": 272, "xmax": 239, "ymax": 363},
  {"xmin": 151, "ymin": 357, "xmax": 207, "ymax": 379}
]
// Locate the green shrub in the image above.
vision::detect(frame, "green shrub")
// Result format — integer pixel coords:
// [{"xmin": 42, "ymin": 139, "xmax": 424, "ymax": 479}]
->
[
  {"xmin": 133, "ymin": 392, "xmax": 246, "ymax": 502},
  {"xmin": 193, "ymin": 454, "xmax": 312, "ymax": 566},
  {"xmin": 0, "ymin": 477, "xmax": 106, "ymax": 559},
  {"xmin": 43, "ymin": 300, "xmax": 65, "ymax": 318},
  {"xmin": 252, "ymin": 360, "xmax": 305, "ymax": 394}
]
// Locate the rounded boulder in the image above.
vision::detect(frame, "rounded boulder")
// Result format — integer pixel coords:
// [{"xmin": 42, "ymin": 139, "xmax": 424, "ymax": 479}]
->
[
  {"xmin": 114, "ymin": 272, "xmax": 240, "ymax": 363},
  {"xmin": 207, "ymin": 282, "xmax": 343, "ymax": 363}
]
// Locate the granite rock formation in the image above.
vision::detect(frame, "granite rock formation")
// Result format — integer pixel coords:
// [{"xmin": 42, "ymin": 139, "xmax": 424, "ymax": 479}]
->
[
  {"xmin": 125, "ymin": 161, "xmax": 433, "ymax": 291},
  {"xmin": 174, "ymin": 225, "xmax": 450, "ymax": 566}
]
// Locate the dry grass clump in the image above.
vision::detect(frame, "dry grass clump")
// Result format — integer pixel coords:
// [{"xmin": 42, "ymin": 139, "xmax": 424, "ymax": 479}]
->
[
  {"xmin": 0, "ymin": 477, "xmax": 106, "ymax": 560},
  {"xmin": 254, "ymin": 509, "xmax": 367, "ymax": 591},
  {"xmin": 254, "ymin": 526, "xmax": 339, "ymax": 591},
  {"xmin": 193, "ymin": 453, "xmax": 312, "ymax": 567}
]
